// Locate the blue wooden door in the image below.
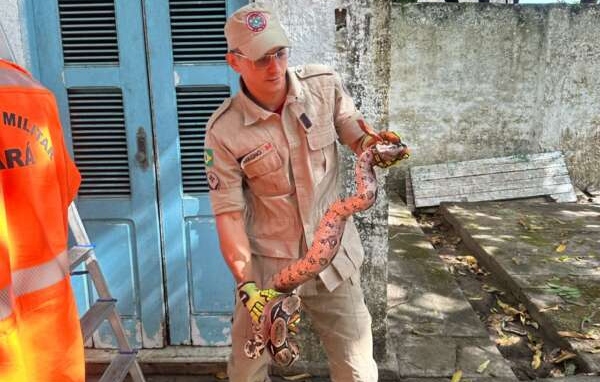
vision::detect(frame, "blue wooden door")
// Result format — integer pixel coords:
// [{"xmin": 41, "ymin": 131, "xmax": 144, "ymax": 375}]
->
[
  {"xmin": 32, "ymin": 0, "xmax": 165, "ymax": 348},
  {"xmin": 31, "ymin": 0, "xmax": 244, "ymax": 347},
  {"xmin": 145, "ymin": 0, "xmax": 244, "ymax": 345}
]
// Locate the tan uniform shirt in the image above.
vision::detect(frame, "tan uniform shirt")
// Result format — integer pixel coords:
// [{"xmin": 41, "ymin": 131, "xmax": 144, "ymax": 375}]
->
[{"xmin": 205, "ymin": 64, "xmax": 366, "ymax": 292}]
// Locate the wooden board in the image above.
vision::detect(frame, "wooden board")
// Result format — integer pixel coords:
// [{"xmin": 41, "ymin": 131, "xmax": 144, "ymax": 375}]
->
[{"xmin": 407, "ymin": 151, "xmax": 577, "ymax": 209}]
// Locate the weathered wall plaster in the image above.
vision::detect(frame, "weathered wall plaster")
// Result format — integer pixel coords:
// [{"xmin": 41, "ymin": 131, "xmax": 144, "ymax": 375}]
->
[
  {"xmin": 274, "ymin": 0, "xmax": 392, "ymax": 364},
  {"xmin": 389, "ymin": 4, "xmax": 600, "ymax": 193},
  {"xmin": 0, "ymin": 0, "xmax": 34, "ymax": 69}
]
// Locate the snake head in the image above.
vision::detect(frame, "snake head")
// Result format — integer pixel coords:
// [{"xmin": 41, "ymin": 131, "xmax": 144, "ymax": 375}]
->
[{"xmin": 370, "ymin": 142, "xmax": 410, "ymax": 168}]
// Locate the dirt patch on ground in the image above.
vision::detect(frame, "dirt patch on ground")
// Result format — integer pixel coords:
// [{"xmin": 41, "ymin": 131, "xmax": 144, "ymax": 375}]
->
[{"xmin": 415, "ymin": 209, "xmax": 583, "ymax": 380}]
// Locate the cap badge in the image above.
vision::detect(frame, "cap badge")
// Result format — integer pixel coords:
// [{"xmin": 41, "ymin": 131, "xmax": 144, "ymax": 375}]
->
[{"xmin": 246, "ymin": 11, "xmax": 267, "ymax": 32}]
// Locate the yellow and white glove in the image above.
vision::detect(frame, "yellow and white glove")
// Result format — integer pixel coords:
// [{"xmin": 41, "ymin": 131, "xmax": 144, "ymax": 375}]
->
[
  {"xmin": 237, "ymin": 281, "xmax": 282, "ymax": 324},
  {"xmin": 237, "ymin": 281, "xmax": 301, "ymax": 334}
]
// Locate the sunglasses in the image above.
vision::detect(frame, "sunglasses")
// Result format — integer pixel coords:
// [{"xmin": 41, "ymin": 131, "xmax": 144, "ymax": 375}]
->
[{"xmin": 231, "ymin": 47, "xmax": 291, "ymax": 69}]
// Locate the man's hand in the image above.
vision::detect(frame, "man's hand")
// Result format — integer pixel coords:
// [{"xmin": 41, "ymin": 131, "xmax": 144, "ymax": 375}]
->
[
  {"xmin": 237, "ymin": 281, "xmax": 282, "ymax": 324},
  {"xmin": 362, "ymin": 130, "xmax": 403, "ymax": 148},
  {"xmin": 358, "ymin": 119, "xmax": 403, "ymax": 148}
]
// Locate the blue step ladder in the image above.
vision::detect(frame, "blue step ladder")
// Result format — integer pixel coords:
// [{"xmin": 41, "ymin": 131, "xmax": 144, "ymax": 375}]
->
[{"xmin": 67, "ymin": 203, "xmax": 146, "ymax": 382}]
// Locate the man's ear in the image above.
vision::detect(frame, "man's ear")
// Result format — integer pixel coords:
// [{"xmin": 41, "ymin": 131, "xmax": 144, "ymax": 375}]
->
[{"xmin": 226, "ymin": 53, "xmax": 242, "ymax": 73}]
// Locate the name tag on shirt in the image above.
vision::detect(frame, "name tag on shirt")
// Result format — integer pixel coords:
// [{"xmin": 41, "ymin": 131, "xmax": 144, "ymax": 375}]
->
[{"xmin": 240, "ymin": 142, "xmax": 274, "ymax": 167}]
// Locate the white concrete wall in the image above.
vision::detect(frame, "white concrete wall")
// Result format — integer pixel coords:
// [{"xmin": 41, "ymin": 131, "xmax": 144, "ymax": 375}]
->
[
  {"xmin": 271, "ymin": 0, "xmax": 337, "ymax": 67},
  {"xmin": 0, "ymin": 0, "xmax": 34, "ymax": 69},
  {"xmin": 389, "ymin": 4, "xmax": 600, "ymax": 191}
]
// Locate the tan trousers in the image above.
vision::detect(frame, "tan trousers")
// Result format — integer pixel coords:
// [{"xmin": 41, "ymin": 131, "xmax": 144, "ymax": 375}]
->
[{"xmin": 227, "ymin": 256, "xmax": 378, "ymax": 382}]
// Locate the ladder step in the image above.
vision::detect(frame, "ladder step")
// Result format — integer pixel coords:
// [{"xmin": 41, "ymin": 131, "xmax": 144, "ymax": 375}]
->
[
  {"xmin": 98, "ymin": 351, "xmax": 138, "ymax": 382},
  {"xmin": 69, "ymin": 202, "xmax": 145, "ymax": 381},
  {"xmin": 80, "ymin": 299, "xmax": 116, "ymax": 342},
  {"xmin": 68, "ymin": 245, "xmax": 93, "ymax": 271}
]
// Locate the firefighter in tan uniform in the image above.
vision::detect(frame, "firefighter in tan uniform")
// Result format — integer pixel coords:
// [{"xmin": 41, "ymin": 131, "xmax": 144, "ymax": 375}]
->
[{"xmin": 205, "ymin": 4, "xmax": 398, "ymax": 382}]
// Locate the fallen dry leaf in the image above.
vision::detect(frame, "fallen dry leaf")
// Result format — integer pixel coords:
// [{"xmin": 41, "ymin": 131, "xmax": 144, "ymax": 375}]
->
[
  {"xmin": 526, "ymin": 320, "xmax": 540, "ymax": 330},
  {"xmin": 282, "ymin": 373, "xmax": 313, "ymax": 381},
  {"xmin": 482, "ymin": 284, "xmax": 504, "ymax": 294},
  {"xmin": 554, "ymin": 255, "xmax": 572, "ymax": 262},
  {"xmin": 451, "ymin": 369, "xmax": 463, "ymax": 382},
  {"xmin": 429, "ymin": 235, "xmax": 443, "ymax": 246},
  {"xmin": 497, "ymin": 298, "xmax": 523, "ymax": 317},
  {"xmin": 527, "ymin": 338, "xmax": 544, "ymax": 370},
  {"xmin": 531, "ymin": 349, "xmax": 542, "ymax": 370},
  {"xmin": 555, "ymin": 242, "xmax": 567, "ymax": 253},
  {"xmin": 512, "ymin": 257, "xmax": 525, "ymax": 265},
  {"xmin": 463, "ymin": 255, "xmax": 477, "ymax": 266},
  {"xmin": 550, "ymin": 350, "xmax": 577, "ymax": 364},
  {"xmin": 477, "ymin": 359, "xmax": 490, "ymax": 373},
  {"xmin": 496, "ymin": 335, "xmax": 521, "ymax": 346},
  {"xmin": 558, "ymin": 331, "xmax": 597, "ymax": 340},
  {"xmin": 539, "ymin": 305, "xmax": 560, "ymax": 312}
]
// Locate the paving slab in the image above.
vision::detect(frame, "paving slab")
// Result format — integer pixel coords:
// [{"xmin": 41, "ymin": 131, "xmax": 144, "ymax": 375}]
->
[
  {"xmin": 456, "ymin": 338, "xmax": 518, "ymax": 379},
  {"xmin": 395, "ymin": 336, "xmax": 457, "ymax": 378},
  {"xmin": 536, "ymin": 377, "xmax": 600, "ymax": 382},
  {"xmin": 441, "ymin": 200, "xmax": 600, "ymax": 374},
  {"xmin": 388, "ymin": 195, "xmax": 517, "ymax": 381},
  {"xmin": 399, "ymin": 379, "xmax": 517, "ymax": 382},
  {"xmin": 393, "ymin": 335, "xmax": 515, "ymax": 380},
  {"xmin": 387, "ymin": 232, "xmax": 489, "ymax": 339}
]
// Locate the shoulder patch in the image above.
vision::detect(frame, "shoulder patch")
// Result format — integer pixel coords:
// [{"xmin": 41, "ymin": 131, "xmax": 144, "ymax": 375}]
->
[
  {"xmin": 205, "ymin": 97, "xmax": 233, "ymax": 132},
  {"xmin": 294, "ymin": 64, "xmax": 335, "ymax": 80}
]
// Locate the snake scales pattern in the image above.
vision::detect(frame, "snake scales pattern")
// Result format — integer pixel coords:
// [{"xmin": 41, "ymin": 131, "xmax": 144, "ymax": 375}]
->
[
  {"xmin": 273, "ymin": 137, "xmax": 409, "ymax": 292},
  {"xmin": 244, "ymin": 140, "xmax": 409, "ymax": 367}
]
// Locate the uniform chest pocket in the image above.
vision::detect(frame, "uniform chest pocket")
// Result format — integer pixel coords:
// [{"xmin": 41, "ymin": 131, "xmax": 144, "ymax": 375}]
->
[
  {"xmin": 306, "ymin": 121, "xmax": 337, "ymax": 184},
  {"xmin": 307, "ymin": 127, "xmax": 336, "ymax": 150},
  {"xmin": 241, "ymin": 144, "xmax": 292, "ymax": 197}
]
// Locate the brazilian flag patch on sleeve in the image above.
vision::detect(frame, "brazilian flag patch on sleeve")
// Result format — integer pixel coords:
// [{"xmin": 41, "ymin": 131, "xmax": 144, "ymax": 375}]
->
[{"xmin": 204, "ymin": 148, "xmax": 214, "ymax": 167}]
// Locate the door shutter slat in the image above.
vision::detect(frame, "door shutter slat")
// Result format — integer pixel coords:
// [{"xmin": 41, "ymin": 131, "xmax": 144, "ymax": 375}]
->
[
  {"xmin": 58, "ymin": 0, "xmax": 119, "ymax": 65},
  {"xmin": 169, "ymin": 0, "xmax": 227, "ymax": 63},
  {"xmin": 68, "ymin": 88, "xmax": 131, "ymax": 198},
  {"xmin": 60, "ymin": 10, "xmax": 115, "ymax": 15},
  {"xmin": 176, "ymin": 86, "xmax": 229, "ymax": 194}
]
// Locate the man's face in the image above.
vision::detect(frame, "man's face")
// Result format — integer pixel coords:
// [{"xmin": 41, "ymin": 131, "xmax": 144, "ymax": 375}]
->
[{"xmin": 227, "ymin": 47, "xmax": 289, "ymax": 99}]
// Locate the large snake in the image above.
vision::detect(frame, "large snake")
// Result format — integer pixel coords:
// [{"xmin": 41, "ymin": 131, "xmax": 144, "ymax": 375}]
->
[{"xmin": 244, "ymin": 126, "xmax": 409, "ymax": 367}]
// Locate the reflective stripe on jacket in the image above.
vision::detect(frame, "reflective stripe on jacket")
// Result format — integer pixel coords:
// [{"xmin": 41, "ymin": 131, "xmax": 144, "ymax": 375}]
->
[{"xmin": 0, "ymin": 286, "xmax": 10, "ymax": 320}]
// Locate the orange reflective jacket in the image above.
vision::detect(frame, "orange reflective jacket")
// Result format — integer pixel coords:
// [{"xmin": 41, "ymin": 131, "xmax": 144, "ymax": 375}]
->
[
  {"xmin": 0, "ymin": 184, "xmax": 26, "ymax": 381},
  {"xmin": 0, "ymin": 59, "xmax": 84, "ymax": 381}
]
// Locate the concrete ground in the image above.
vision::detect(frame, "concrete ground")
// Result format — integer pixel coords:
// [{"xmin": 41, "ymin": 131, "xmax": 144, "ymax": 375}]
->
[{"xmin": 88, "ymin": 194, "xmax": 600, "ymax": 382}]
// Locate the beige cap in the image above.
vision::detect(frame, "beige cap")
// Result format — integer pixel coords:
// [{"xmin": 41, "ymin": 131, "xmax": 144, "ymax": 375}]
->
[{"xmin": 224, "ymin": 3, "xmax": 290, "ymax": 61}]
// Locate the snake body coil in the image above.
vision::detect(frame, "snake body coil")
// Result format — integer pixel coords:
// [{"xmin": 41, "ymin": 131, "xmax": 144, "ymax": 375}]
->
[
  {"xmin": 245, "ymin": 142, "xmax": 409, "ymax": 367},
  {"xmin": 274, "ymin": 149, "xmax": 379, "ymax": 292},
  {"xmin": 274, "ymin": 142, "xmax": 408, "ymax": 291}
]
